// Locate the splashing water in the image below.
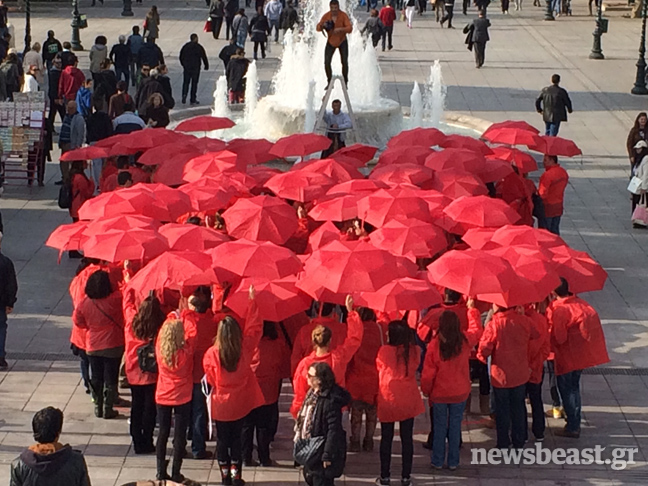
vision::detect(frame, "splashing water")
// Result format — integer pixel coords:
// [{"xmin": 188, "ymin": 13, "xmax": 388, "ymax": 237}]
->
[
  {"xmin": 212, "ymin": 75, "xmax": 231, "ymax": 118},
  {"xmin": 304, "ymin": 80, "xmax": 317, "ymax": 133},
  {"xmin": 244, "ymin": 60, "xmax": 259, "ymax": 123},
  {"xmin": 423, "ymin": 60, "xmax": 447, "ymax": 128},
  {"xmin": 410, "ymin": 81, "xmax": 423, "ymax": 128}
]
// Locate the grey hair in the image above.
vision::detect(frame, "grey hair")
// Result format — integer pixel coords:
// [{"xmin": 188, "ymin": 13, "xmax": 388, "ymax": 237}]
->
[{"xmin": 119, "ymin": 35, "xmax": 126, "ymax": 43}]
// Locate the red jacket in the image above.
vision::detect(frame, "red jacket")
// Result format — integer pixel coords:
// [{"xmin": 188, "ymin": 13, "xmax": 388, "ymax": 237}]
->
[
  {"xmin": 122, "ymin": 288, "xmax": 157, "ymax": 386},
  {"xmin": 290, "ymin": 310, "xmax": 363, "ymax": 417},
  {"xmin": 345, "ymin": 319, "xmax": 387, "ymax": 405},
  {"xmin": 476, "ymin": 309, "xmax": 535, "ymax": 388},
  {"xmin": 496, "ymin": 172, "xmax": 533, "ymax": 226},
  {"xmin": 70, "ymin": 173, "xmax": 95, "ymax": 219},
  {"xmin": 547, "ymin": 296, "xmax": 609, "ymax": 375},
  {"xmin": 251, "ymin": 332, "xmax": 291, "ymax": 405},
  {"xmin": 538, "ymin": 164, "xmax": 569, "ymax": 218},
  {"xmin": 203, "ymin": 301, "xmax": 265, "ymax": 421},
  {"xmin": 526, "ymin": 308, "xmax": 551, "ymax": 384},
  {"xmin": 376, "ymin": 344, "xmax": 424, "ymax": 423},
  {"xmin": 379, "ymin": 5, "xmax": 396, "ymax": 27},
  {"xmin": 182, "ymin": 309, "xmax": 219, "ymax": 383},
  {"xmin": 420, "ymin": 310, "xmax": 483, "ymax": 403},
  {"xmin": 72, "ymin": 291, "xmax": 125, "ymax": 353},
  {"xmin": 290, "ymin": 316, "xmax": 347, "ymax": 374},
  {"xmin": 416, "ymin": 303, "xmax": 468, "ymax": 343},
  {"xmin": 58, "ymin": 65, "xmax": 85, "ymax": 101},
  {"xmin": 155, "ymin": 321, "xmax": 196, "ymax": 406}
]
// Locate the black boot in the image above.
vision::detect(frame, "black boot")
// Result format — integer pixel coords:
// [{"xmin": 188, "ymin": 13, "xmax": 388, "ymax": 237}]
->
[
  {"xmin": 91, "ymin": 382, "xmax": 103, "ymax": 418},
  {"xmin": 231, "ymin": 461, "xmax": 244, "ymax": 486},
  {"xmin": 156, "ymin": 459, "xmax": 170, "ymax": 480},
  {"xmin": 219, "ymin": 461, "xmax": 232, "ymax": 486},
  {"xmin": 103, "ymin": 385, "xmax": 119, "ymax": 419}
]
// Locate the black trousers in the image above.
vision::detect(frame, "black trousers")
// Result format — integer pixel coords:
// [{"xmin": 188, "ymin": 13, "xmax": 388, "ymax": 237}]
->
[
  {"xmin": 526, "ymin": 381, "xmax": 545, "ymax": 440},
  {"xmin": 441, "ymin": 5, "xmax": 454, "ymax": 26},
  {"xmin": 87, "ymin": 355, "xmax": 120, "ymax": 396},
  {"xmin": 381, "ymin": 25, "xmax": 393, "ymax": 50},
  {"xmin": 501, "ymin": 0, "xmax": 509, "ymax": 10},
  {"xmin": 253, "ymin": 41, "xmax": 266, "ymax": 59},
  {"xmin": 474, "ymin": 41, "xmax": 486, "ymax": 67},
  {"xmin": 48, "ymin": 98, "xmax": 65, "ymax": 126},
  {"xmin": 470, "ymin": 358, "xmax": 490, "ymax": 395},
  {"xmin": 182, "ymin": 70, "xmax": 200, "ymax": 103},
  {"xmin": 215, "ymin": 417, "xmax": 244, "ymax": 466},
  {"xmin": 324, "ymin": 40, "xmax": 349, "ymax": 85},
  {"xmin": 379, "ymin": 418, "xmax": 414, "ymax": 480},
  {"xmin": 493, "ymin": 384, "xmax": 527, "ymax": 449},
  {"xmin": 156, "ymin": 402, "xmax": 191, "ymax": 478},
  {"xmin": 241, "ymin": 402, "xmax": 278, "ymax": 463},
  {"xmin": 463, "ymin": 0, "xmax": 470, "ymax": 12},
  {"xmin": 212, "ymin": 16, "xmax": 224, "ymax": 39},
  {"xmin": 130, "ymin": 384, "xmax": 157, "ymax": 451},
  {"xmin": 225, "ymin": 15, "xmax": 235, "ymax": 40}
]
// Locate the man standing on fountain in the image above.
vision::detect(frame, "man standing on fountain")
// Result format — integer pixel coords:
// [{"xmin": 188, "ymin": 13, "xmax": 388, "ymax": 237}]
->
[{"xmin": 317, "ymin": 0, "xmax": 352, "ymax": 88}]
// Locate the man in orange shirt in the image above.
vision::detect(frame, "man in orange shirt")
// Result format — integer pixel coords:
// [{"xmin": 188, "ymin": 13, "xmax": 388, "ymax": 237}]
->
[
  {"xmin": 538, "ymin": 154, "xmax": 569, "ymax": 235},
  {"xmin": 316, "ymin": 0, "xmax": 352, "ymax": 87}
]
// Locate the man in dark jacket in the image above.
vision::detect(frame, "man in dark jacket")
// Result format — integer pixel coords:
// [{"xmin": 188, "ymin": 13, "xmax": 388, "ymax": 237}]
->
[
  {"xmin": 47, "ymin": 56, "xmax": 65, "ymax": 126},
  {"xmin": 156, "ymin": 64, "xmax": 175, "ymax": 109},
  {"xmin": 138, "ymin": 37, "xmax": 165, "ymax": 69},
  {"xmin": 42, "ymin": 30, "xmax": 62, "ymax": 70},
  {"xmin": 225, "ymin": 0, "xmax": 240, "ymax": 40},
  {"xmin": 10, "ymin": 407, "xmax": 91, "ymax": 486},
  {"xmin": 179, "ymin": 33, "xmax": 209, "ymax": 105},
  {"xmin": 535, "ymin": 74, "xmax": 573, "ymax": 137},
  {"xmin": 0, "ymin": 230, "xmax": 17, "ymax": 370},
  {"xmin": 469, "ymin": 10, "xmax": 490, "ymax": 68},
  {"xmin": 226, "ymin": 48, "xmax": 250, "ymax": 104},
  {"xmin": 219, "ymin": 38, "xmax": 239, "ymax": 70},
  {"xmin": 109, "ymin": 35, "xmax": 132, "ymax": 87}
]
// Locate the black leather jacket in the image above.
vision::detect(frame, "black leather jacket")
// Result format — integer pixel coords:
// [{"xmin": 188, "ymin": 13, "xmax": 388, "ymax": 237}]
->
[{"xmin": 10, "ymin": 445, "xmax": 91, "ymax": 486}]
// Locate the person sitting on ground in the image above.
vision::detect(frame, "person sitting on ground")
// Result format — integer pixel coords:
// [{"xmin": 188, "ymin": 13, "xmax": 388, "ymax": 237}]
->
[
  {"xmin": 321, "ymin": 99, "xmax": 352, "ymax": 157},
  {"xmin": 10, "ymin": 407, "xmax": 91, "ymax": 486}
]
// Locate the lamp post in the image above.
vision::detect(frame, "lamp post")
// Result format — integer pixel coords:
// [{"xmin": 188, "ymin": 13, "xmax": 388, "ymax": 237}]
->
[
  {"xmin": 71, "ymin": 0, "xmax": 83, "ymax": 51},
  {"xmin": 23, "ymin": 0, "xmax": 31, "ymax": 54},
  {"xmin": 544, "ymin": 0, "xmax": 555, "ymax": 21},
  {"xmin": 589, "ymin": 0, "xmax": 605, "ymax": 59},
  {"xmin": 121, "ymin": 0, "xmax": 134, "ymax": 16},
  {"xmin": 632, "ymin": 0, "xmax": 648, "ymax": 94}
]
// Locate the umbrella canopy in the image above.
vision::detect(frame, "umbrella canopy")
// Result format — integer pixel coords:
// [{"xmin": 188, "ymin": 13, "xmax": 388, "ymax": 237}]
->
[
  {"xmin": 369, "ymin": 163, "xmax": 435, "ymax": 189},
  {"xmin": 444, "ymin": 195, "xmax": 522, "ymax": 228},
  {"xmin": 137, "ymin": 144, "xmax": 201, "ymax": 166},
  {"xmin": 246, "ymin": 165, "xmax": 282, "ymax": 189},
  {"xmin": 424, "ymin": 148, "xmax": 486, "ymax": 173},
  {"xmin": 369, "ymin": 218, "xmax": 447, "ymax": 258},
  {"xmin": 326, "ymin": 179, "xmax": 389, "ymax": 196},
  {"xmin": 482, "ymin": 120, "xmax": 540, "ymax": 137},
  {"xmin": 306, "ymin": 220, "xmax": 342, "ymax": 253},
  {"xmin": 226, "ymin": 138, "xmax": 276, "ymax": 165},
  {"xmin": 461, "ymin": 227, "xmax": 498, "ymax": 250},
  {"xmin": 528, "ymin": 135, "xmax": 582, "ymax": 157},
  {"xmin": 78, "ymin": 185, "xmax": 172, "ymax": 221},
  {"xmin": 330, "ymin": 143, "xmax": 378, "ymax": 166},
  {"xmin": 269, "ymin": 133, "xmax": 332, "ymax": 157},
  {"xmin": 487, "ymin": 147, "xmax": 538, "ymax": 173},
  {"xmin": 175, "ymin": 116, "xmax": 235, "ymax": 132},
  {"xmin": 387, "ymin": 127, "xmax": 446, "ymax": 149},
  {"xmin": 222, "ymin": 195, "xmax": 299, "ymax": 245},
  {"xmin": 482, "ymin": 127, "xmax": 540, "ymax": 146},
  {"xmin": 127, "ymin": 251, "xmax": 221, "ymax": 301},
  {"xmin": 377, "ymin": 146, "xmax": 432, "ymax": 167},
  {"xmin": 294, "ymin": 158, "xmax": 363, "ymax": 183},
  {"xmin": 151, "ymin": 151, "xmax": 206, "ymax": 186},
  {"xmin": 430, "ymin": 170, "xmax": 488, "ymax": 199},
  {"xmin": 159, "ymin": 223, "xmax": 230, "ymax": 251},
  {"xmin": 547, "ymin": 246, "xmax": 608, "ymax": 294},
  {"xmin": 308, "ymin": 194, "xmax": 361, "ymax": 222},
  {"xmin": 478, "ymin": 159, "xmax": 515, "ymax": 183},
  {"xmin": 45, "ymin": 221, "xmax": 89, "ymax": 251},
  {"xmin": 264, "ymin": 170, "xmax": 334, "ymax": 202},
  {"xmin": 81, "ymin": 227, "xmax": 168, "ymax": 263},
  {"xmin": 60, "ymin": 146, "xmax": 110, "ymax": 161},
  {"xmin": 490, "ymin": 225, "xmax": 566, "ymax": 248},
  {"xmin": 143, "ymin": 183, "xmax": 193, "ymax": 220},
  {"xmin": 178, "ymin": 176, "xmax": 246, "ymax": 212},
  {"xmin": 182, "ymin": 151, "xmax": 242, "ymax": 182},
  {"xmin": 357, "ymin": 187, "xmax": 433, "ymax": 227},
  {"xmin": 427, "ymin": 249, "xmax": 518, "ymax": 296},
  {"xmin": 295, "ymin": 272, "xmax": 348, "ymax": 305},
  {"xmin": 356, "ymin": 277, "xmax": 442, "ymax": 312},
  {"xmin": 226, "ymin": 276, "xmax": 312, "ymax": 322},
  {"xmin": 209, "ymin": 239, "xmax": 303, "ymax": 281},
  {"xmin": 82, "ymin": 215, "xmax": 161, "ymax": 238},
  {"xmin": 439, "ymin": 134, "xmax": 493, "ymax": 155}
]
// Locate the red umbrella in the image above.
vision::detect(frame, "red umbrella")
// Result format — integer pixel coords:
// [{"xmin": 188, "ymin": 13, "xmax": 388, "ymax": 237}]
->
[
  {"xmin": 487, "ymin": 147, "xmax": 538, "ymax": 173},
  {"xmin": 143, "ymin": 183, "xmax": 194, "ymax": 220},
  {"xmin": 377, "ymin": 146, "xmax": 432, "ymax": 167},
  {"xmin": 546, "ymin": 246, "xmax": 607, "ymax": 294},
  {"xmin": 127, "ymin": 251, "xmax": 221, "ymax": 301},
  {"xmin": 269, "ymin": 133, "xmax": 332, "ymax": 158},
  {"xmin": 306, "ymin": 220, "xmax": 342, "ymax": 253},
  {"xmin": 369, "ymin": 163, "xmax": 435, "ymax": 189},
  {"xmin": 482, "ymin": 120, "xmax": 539, "ymax": 137},
  {"xmin": 357, "ymin": 187, "xmax": 433, "ymax": 227},
  {"xmin": 416, "ymin": 189, "xmax": 451, "ymax": 218},
  {"xmin": 78, "ymin": 185, "xmax": 172, "ymax": 221},
  {"xmin": 226, "ymin": 138, "xmax": 276, "ymax": 165},
  {"xmin": 45, "ymin": 221, "xmax": 89, "ymax": 251},
  {"xmin": 222, "ymin": 195, "xmax": 299, "ymax": 245},
  {"xmin": 326, "ymin": 179, "xmax": 389, "ymax": 196},
  {"xmin": 226, "ymin": 276, "xmax": 312, "ymax": 322},
  {"xmin": 246, "ymin": 165, "xmax": 282, "ymax": 188},
  {"xmin": 462, "ymin": 227, "xmax": 498, "ymax": 249},
  {"xmin": 528, "ymin": 135, "xmax": 582, "ymax": 157},
  {"xmin": 356, "ymin": 277, "xmax": 442, "ymax": 312},
  {"xmin": 182, "ymin": 151, "xmax": 242, "ymax": 182},
  {"xmin": 151, "ymin": 152, "xmax": 205, "ymax": 186},
  {"xmin": 308, "ymin": 194, "xmax": 361, "ymax": 222},
  {"xmin": 427, "ymin": 249, "xmax": 517, "ymax": 296},
  {"xmin": 330, "ymin": 144, "xmax": 378, "ymax": 167},
  {"xmin": 159, "ymin": 223, "xmax": 230, "ymax": 251},
  {"xmin": 430, "ymin": 170, "xmax": 488, "ymax": 199},
  {"xmin": 81, "ymin": 227, "xmax": 168, "ymax": 263},
  {"xmin": 369, "ymin": 218, "xmax": 447, "ymax": 258},
  {"xmin": 424, "ymin": 148, "xmax": 486, "ymax": 173},
  {"xmin": 209, "ymin": 239, "xmax": 303, "ymax": 281},
  {"xmin": 439, "ymin": 134, "xmax": 493, "ymax": 155},
  {"xmin": 444, "ymin": 195, "xmax": 522, "ymax": 228},
  {"xmin": 264, "ymin": 170, "xmax": 334, "ymax": 202},
  {"xmin": 490, "ymin": 225, "xmax": 565, "ymax": 248},
  {"xmin": 294, "ymin": 158, "xmax": 363, "ymax": 183},
  {"xmin": 137, "ymin": 144, "xmax": 200, "ymax": 166},
  {"xmin": 94, "ymin": 133, "xmax": 133, "ymax": 148},
  {"xmin": 482, "ymin": 127, "xmax": 540, "ymax": 146},
  {"xmin": 295, "ymin": 273, "xmax": 347, "ymax": 305},
  {"xmin": 82, "ymin": 215, "xmax": 161, "ymax": 237},
  {"xmin": 60, "ymin": 146, "xmax": 110, "ymax": 161},
  {"xmin": 192, "ymin": 137, "xmax": 229, "ymax": 152},
  {"xmin": 175, "ymin": 116, "xmax": 235, "ymax": 132},
  {"xmin": 387, "ymin": 127, "xmax": 446, "ymax": 149},
  {"xmin": 178, "ymin": 177, "xmax": 245, "ymax": 212},
  {"xmin": 478, "ymin": 159, "xmax": 515, "ymax": 183}
]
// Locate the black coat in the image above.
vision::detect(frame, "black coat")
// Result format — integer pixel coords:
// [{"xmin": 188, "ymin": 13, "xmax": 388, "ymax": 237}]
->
[
  {"xmin": 0, "ymin": 251, "xmax": 17, "ymax": 309},
  {"xmin": 219, "ymin": 43, "xmax": 238, "ymax": 69},
  {"xmin": 157, "ymin": 75, "xmax": 175, "ymax": 109},
  {"xmin": 135, "ymin": 76, "xmax": 164, "ymax": 113},
  {"xmin": 179, "ymin": 41, "xmax": 209, "ymax": 73},
  {"xmin": 10, "ymin": 446, "xmax": 91, "ymax": 486},
  {"xmin": 42, "ymin": 38, "xmax": 63, "ymax": 64},
  {"xmin": 109, "ymin": 43, "xmax": 131, "ymax": 69},
  {"xmin": 86, "ymin": 111, "xmax": 114, "ymax": 143},
  {"xmin": 226, "ymin": 55, "xmax": 250, "ymax": 92},
  {"xmin": 48, "ymin": 67, "xmax": 62, "ymax": 100},
  {"xmin": 535, "ymin": 84, "xmax": 573, "ymax": 123},
  {"xmin": 138, "ymin": 43, "xmax": 165, "ymax": 69},
  {"xmin": 94, "ymin": 70, "xmax": 118, "ymax": 104},
  {"xmin": 225, "ymin": 0, "xmax": 239, "ymax": 17},
  {"xmin": 471, "ymin": 17, "xmax": 490, "ymax": 43},
  {"xmin": 249, "ymin": 14, "xmax": 270, "ymax": 43}
]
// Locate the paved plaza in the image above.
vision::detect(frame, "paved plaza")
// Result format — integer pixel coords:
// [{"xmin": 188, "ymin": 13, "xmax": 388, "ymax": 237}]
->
[{"xmin": 2, "ymin": 0, "xmax": 648, "ymax": 484}]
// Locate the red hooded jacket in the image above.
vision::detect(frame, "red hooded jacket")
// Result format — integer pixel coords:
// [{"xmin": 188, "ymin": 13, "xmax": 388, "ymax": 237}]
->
[
  {"xmin": 416, "ymin": 303, "xmax": 468, "ymax": 343},
  {"xmin": 58, "ymin": 65, "xmax": 85, "ymax": 101},
  {"xmin": 72, "ymin": 291, "xmax": 125, "ymax": 353},
  {"xmin": 182, "ymin": 308, "xmax": 219, "ymax": 384},
  {"xmin": 376, "ymin": 344, "xmax": 424, "ymax": 423},
  {"xmin": 251, "ymin": 331, "xmax": 291, "ymax": 405},
  {"xmin": 122, "ymin": 288, "xmax": 157, "ymax": 386},
  {"xmin": 538, "ymin": 164, "xmax": 569, "ymax": 218},
  {"xmin": 345, "ymin": 319, "xmax": 387, "ymax": 405},
  {"xmin": 290, "ymin": 316, "xmax": 347, "ymax": 374},
  {"xmin": 70, "ymin": 173, "xmax": 95, "ymax": 220},
  {"xmin": 526, "ymin": 308, "xmax": 551, "ymax": 384},
  {"xmin": 496, "ymin": 172, "xmax": 534, "ymax": 226},
  {"xmin": 155, "ymin": 321, "xmax": 196, "ymax": 406}
]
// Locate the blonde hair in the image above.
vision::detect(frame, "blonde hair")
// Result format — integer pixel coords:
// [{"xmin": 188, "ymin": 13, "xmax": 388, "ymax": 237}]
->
[
  {"xmin": 312, "ymin": 325, "xmax": 332, "ymax": 349},
  {"xmin": 158, "ymin": 319, "xmax": 185, "ymax": 369}
]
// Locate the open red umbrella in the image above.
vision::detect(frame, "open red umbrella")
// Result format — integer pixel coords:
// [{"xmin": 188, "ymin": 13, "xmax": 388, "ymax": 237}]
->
[
  {"xmin": 369, "ymin": 218, "xmax": 447, "ymax": 258},
  {"xmin": 264, "ymin": 170, "xmax": 334, "ymax": 202},
  {"xmin": 246, "ymin": 165, "xmax": 282, "ymax": 188},
  {"xmin": 143, "ymin": 183, "xmax": 194, "ymax": 220},
  {"xmin": 209, "ymin": 239, "xmax": 303, "ymax": 281},
  {"xmin": 482, "ymin": 120, "xmax": 539, "ymax": 137},
  {"xmin": 490, "ymin": 225, "xmax": 566, "ymax": 248},
  {"xmin": 138, "ymin": 144, "xmax": 201, "ymax": 166},
  {"xmin": 175, "ymin": 116, "xmax": 235, "ymax": 132},
  {"xmin": 308, "ymin": 194, "xmax": 361, "ymax": 222},
  {"xmin": 306, "ymin": 220, "xmax": 342, "ymax": 253},
  {"xmin": 159, "ymin": 223, "xmax": 230, "ymax": 251},
  {"xmin": 269, "ymin": 133, "xmax": 332, "ymax": 158},
  {"xmin": 430, "ymin": 170, "xmax": 488, "ymax": 199},
  {"xmin": 439, "ymin": 134, "xmax": 493, "ymax": 155},
  {"xmin": 357, "ymin": 187, "xmax": 433, "ymax": 227},
  {"xmin": 226, "ymin": 138, "xmax": 276, "ymax": 165},
  {"xmin": 226, "ymin": 276, "xmax": 312, "ymax": 322},
  {"xmin": 356, "ymin": 277, "xmax": 442, "ymax": 312},
  {"xmin": 461, "ymin": 227, "xmax": 498, "ymax": 249},
  {"xmin": 387, "ymin": 127, "xmax": 446, "ymax": 149},
  {"xmin": 81, "ymin": 227, "xmax": 169, "ymax": 263},
  {"xmin": 478, "ymin": 159, "xmax": 515, "ymax": 183},
  {"xmin": 82, "ymin": 215, "xmax": 161, "ymax": 238},
  {"xmin": 416, "ymin": 189, "xmax": 451, "ymax": 218},
  {"xmin": 377, "ymin": 146, "xmax": 432, "ymax": 167},
  {"xmin": 151, "ymin": 152, "xmax": 205, "ymax": 186},
  {"xmin": 487, "ymin": 147, "xmax": 538, "ymax": 173},
  {"xmin": 528, "ymin": 135, "xmax": 582, "ymax": 157},
  {"xmin": 222, "ymin": 195, "xmax": 299, "ymax": 245},
  {"xmin": 330, "ymin": 143, "xmax": 378, "ymax": 167},
  {"xmin": 295, "ymin": 273, "xmax": 347, "ymax": 305},
  {"xmin": 482, "ymin": 127, "xmax": 540, "ymax": 146},
  {"xmin": 182, "ymin": 151, "xmax": 242, "ymax": 182},
  {"xmin": 294, "ymin": 158, "xmax": 363, "ymax": 183},
  {"xmin": 60, "ymin": 146, "xmax": 110, "ymax": 161},
  {"xmin": 326, "ymin": 179, "xmax": 389, "ymax": 196},
  {"xmin": 178, "ymin": 177, "xmax": 245, "ymax": 212},
  {"xmin": 427, "ymin": 249, "xmax": 517, "ymax": 296},
  {"xmin": 444, "ymin": 195, "xmax": 522, "ymax": 228},
  {"xmin": 546, "ymin": 246, "xmax": 607, "ymax": 294},
  {"xmin": 424, "ymin": 148, "xmax": 486, "ymax": 173},
  {"xmin": 369, "ymin": 163, "xmax": 435, "ymax": 189},
  {"xmin": 46, "ymin": 221, "xmax": 89, "ymax": 251},
  {"xmin": 78, "ymin": 185, "xmax": 172, "ymax": 221}
]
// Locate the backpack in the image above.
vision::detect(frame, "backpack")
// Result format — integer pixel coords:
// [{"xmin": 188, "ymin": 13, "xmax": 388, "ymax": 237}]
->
[
  {"xmin": 57, "ymin": 181, "xmax": 73, "ymax": 209},
  {"xmin": 137, "ymin": 341, "xmax": 158, "ymax": 373}
]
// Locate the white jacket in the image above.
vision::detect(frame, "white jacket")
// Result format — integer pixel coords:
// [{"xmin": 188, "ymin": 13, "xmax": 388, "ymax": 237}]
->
[{"xmin": 636, "ymin": 155, "xmax": 648, "ymax": 191}]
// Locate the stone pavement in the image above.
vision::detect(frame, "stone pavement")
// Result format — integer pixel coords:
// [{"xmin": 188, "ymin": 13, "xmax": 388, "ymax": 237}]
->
[{"xmin": 2, "ymin": 0, "xmax": 648, "ymax": 484}]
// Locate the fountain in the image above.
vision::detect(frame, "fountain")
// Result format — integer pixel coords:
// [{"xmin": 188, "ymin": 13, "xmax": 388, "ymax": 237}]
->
[
  {"xmin": 423, "ymin": 60, "xmax": 447, "ymax": 128},
  {"xmin": 409, "ymin": 81, "xmax": 423, "ymax": 129},
  {"xmin": 212, "ymin": 75, "xmax": 230, "ymax": 118},
  {"xmin": 244, "ymin": 60, "xmax": 259, "ymax": 123}
]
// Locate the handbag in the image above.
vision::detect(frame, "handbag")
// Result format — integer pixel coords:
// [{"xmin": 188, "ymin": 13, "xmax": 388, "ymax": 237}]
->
[
  {"xmin": 294, "ymin": 436, "xmax": 326, "ymax": 468},
  {"xmin": 628, "ymin": 175, "xmax": 643, "ymax": 195},
  {"xmin": 632, "ymin": 194, "xmax": 648, "ymax": 227},
  {"xmin": 204, "ymin": 18, "xmax": 213, "ymax": 32},
  {"xmin": 136, "ymin": 341, "xmax": 158, "ymax": 373},
  {"xmin": 400, "ymin": 9, "xmax": 406, "ymax": 21}
]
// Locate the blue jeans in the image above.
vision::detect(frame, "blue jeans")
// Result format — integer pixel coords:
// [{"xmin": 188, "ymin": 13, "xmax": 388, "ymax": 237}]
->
[
  {"xmin": 526, "ymin": 382, "xmax": 545, "ymax": 440},
  {"xmin": 431, "ymin": 401, "xmax": 465, "ymax": 468},
  {"xmin": 557, "ymin": 370, "xmax": 582, "ymax": 433},
  {"xmin": 0, "ymin": 309, "xmax": 6, "ymax": 358},
  {"xmin": 191, "ymin": 382, "xmax": 208, "ymax": 455},
  {"xmin": 493, "ymin": 384, "xmax": 527, "ymax": 448},
  {"xmin": 269, "ymin": 18, "xmax": 280, "ymax": 42},
  {"xmin": 544, "ymin": 215, "xmax": 561, "ymax": 235},
  {"xmin": 545, "ymin": 121, "xmax": 561, "ymax": 136}
]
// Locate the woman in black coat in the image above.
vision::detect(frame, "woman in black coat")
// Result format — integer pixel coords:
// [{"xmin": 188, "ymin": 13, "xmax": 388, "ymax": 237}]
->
[
  {"xmin": 248, "ymin": 7, "xmax": 270, "ymax": 60},
  {"xmin": 294, "ymin": 362, "xmax": 350, "ymax": 486}
]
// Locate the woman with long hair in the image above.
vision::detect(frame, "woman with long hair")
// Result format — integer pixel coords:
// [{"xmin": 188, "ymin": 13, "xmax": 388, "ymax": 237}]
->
[
  {"xmin": 203, "ymin": 286, "xmax": 260, "ymax": 486},
  {"xmin": 155, "ymin": 318, "xmax": 196, "ymax": 482},
  {"xmin": 144, "ymin": 6, "xmax": 161, "ymax": 42},
  {"xmin": 123, "ymin": 289, "xmax": 165, "ymax": 454},
  {"xmin": 421, "ymin": 307, "xmax": 483, "ymax": 470},
  {"xmin": 627, "ymin": 112, "xmax": 648, "ymax": 167},
  {"xmin": 375, "ymin": 321, "xmax": 423, "ymax": 486}
]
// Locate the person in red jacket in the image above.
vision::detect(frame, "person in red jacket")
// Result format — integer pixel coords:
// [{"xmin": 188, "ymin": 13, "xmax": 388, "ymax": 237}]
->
[
  {"xmin": 203, "ymin": 286, "xmax": 260, "ymax": 486},
  {"xmin": 123, "ymin": 289, "xmax": 165, "ymax": 454},
  {"xmin": 376, "ymin": 321, "xmax": 423, "ymax": 486},
  {"xmin": 379, "ymin": 1, "xmax": 396, "ymax": 51},
  {"xmin": 538, "ymin": 155, "xmax": 569, "ymax": 235},
  {"xmin": 496, "ymin": 168, "xmax": 534, "ymax": 227},
  {"xmin": 421, "ymin": 307, "xmax": 483, "ymax": 470},
  {"xmin": 72, "ymin": 270, "xmax": 124, "ymax": 420},
  {"xmin": 547, "ymin": 278, "xmax": 609, "ymax": 438},
  {"xmin": 69, "ymin": 162, "xmax": 94, "ymax": 223},
  {"xmin": 525, "ymin": 302, "xmax": 550, "ymax": 442},
  {"xmin": 476, "ymin": 301, "xmax": 535, "ymax": 449},
  {"xmin": 242, "ymin": 320, "xmax": 291, "ymax": 466},
  {"xmin": 345, "ymin": 307, "xmax": 386, "ymax": 453},
  {"xmin": 291, "ymin": 296, "xmax": 363, "ymax": 418},
  {"xmin": 58, "ymin": 58, "xmax": 86, "ymax": 103}
]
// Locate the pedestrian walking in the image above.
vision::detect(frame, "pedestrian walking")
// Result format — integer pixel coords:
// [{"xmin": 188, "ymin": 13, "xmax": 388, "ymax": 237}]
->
[
  {"xmin": 433, "ymin": 0, "xmax": 445, "ymax": 21},
  {"xmin": 155, "ymin": 64, "xmax": 175, "ymax": 109},
  {"xmin": 137, "ymin": 37, "xmax": 165, "ymax": 69},
  {"xmin": 21, "ymin": 65, "xmax": 39, "ymax": 93},
  {"xmin": 316, "ymin": 0, "xmax": 353, "ymax": 87},
  {"xmin": 58, "ymin": 57, "xmax": 85, "ymax": 106},
  {"xmin": 209, "ymin": 0, "xmax": 225, "ymax": 39},
  {"xmin": 60, "ymin": 42, "xmax": 77, "ymax": 69},
  {"xmin": 86, "ymin": 98, "xmax": 113, "ymax": 190},
  {"xmin": 501, "ymin": 0, "xmax": 509, "ymax": 12},
  {"xmin": 93, "ymin": 59, "xmax": 118, "ymax": 112},
  {"xmin": 0, "ymin": 230, "xmax": 16, "ymax": 370},
  {"xmin": 361, "ymin": 9, "xmax": 384, "ymax": 48},
  {"xmin": 1, "ymin": 52, "xmax": 21, "ymax": 100},
  {"xmin": 42, "ymin": 30, "xmax": 62, "ymax": 71},
  {"xmin": 127, "ymin": 26, "xmax": 143, "ymax": 87},
  {"xmin": 405, "ymin": 0, "xmax": 416, "ymax": 27},
  {"xmin": 75, "ymin": 78, "xmax": 93, "ymax": 117},
  {"xmin": 265, "ymin": 0, "xmax": 283, "ymax": 42},
  {"xmin": 108, "ymin": 81, "xmax": 133, "ymax": 119},
  {"xmin": 220, "ymin": 38, "xmax": 239, "ymax": 70},
  {"xmin": 89, "ymin": 36, "xmax": 108, "ymax": 83},
  {"xmin": 110, "ymin": 35, "xmax": 132, "ymax": 86},
  {"xmin": 280, "ymin": 1, "xmax": 299, "ymax": 34},
  {"xmin": 465, "ymin": 9, "xmax": 489, "ymax": 68},
  {"xmin": 225, "ymin": 0, "xmax": 239, "ymax": 40},
  {"xmin": 535, "ymin": 74, "xmax": 572, "ymax": 136},
  {"xmin": 47, "ymin": 56, "xmax": 65, "ymax": 126},
  {"xmin": 232, "ymin": 9, "xmax": 249, "ymax": 49},
  {"xmin": 440, "ymin": 0, "xmax": 455, "ymax": 28},
  {"xmin": 23, "ymin": 43, "xmax": 44, "ymax": 86},
  {"xmin": 627, "ymin": 112, "xmax": 648, "ymax": 167},
  {"xmin": 630, "ymin": 140, "xmax": 648, "ymax": 215},
  {"xmin": 179, "ymin": 33, "xmax": 209, "ymax": 105},
  {"xmin": 538, "ymin": 154, "xmax": 569, "ymax": 235},
  {"xmin": 143, "ymin": 6, "xmax": 161, "ymax": 43},
  {"xmin": 379, "ymin": 1, "xmax": 396, "ymax": 51},
  {"xmin": 249, "ymin": 7, "xmax": 271, "ymax": 60}
]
